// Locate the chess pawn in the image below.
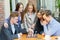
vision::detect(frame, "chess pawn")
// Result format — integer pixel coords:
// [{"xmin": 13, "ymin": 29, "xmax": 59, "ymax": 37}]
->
[
  {"xmin": 44, "ymin": 35, "xmax": 51, "ymax": 40},
  {"xmin": 28, "ymin": 28, "xmax": 34, "ymax": 37},
  {"xmin": 58, "ymin": 36, "xmax": 60, "ymax": 40}
]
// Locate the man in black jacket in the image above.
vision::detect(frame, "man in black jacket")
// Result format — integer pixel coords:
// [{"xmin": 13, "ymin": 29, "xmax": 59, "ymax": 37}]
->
[{"xmin": 0, "ymin": 12, "xmax": 22, "ymax": 40}]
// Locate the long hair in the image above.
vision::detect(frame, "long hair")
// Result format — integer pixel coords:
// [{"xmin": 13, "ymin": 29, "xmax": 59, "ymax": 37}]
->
[
  {"xmin": 15, "ymin": 2, "xmax": 24, "ymax": 23},
  {"xmin": 15, "ymin": 2, "xmax": 23, "ymax": 11},
  {"xmin": 24, "ymin": 2, "xmax": 36, "ymax": 14},
  {"xmin": 23, "ymin": 2, "xmax": 37, "ymax": 22}
]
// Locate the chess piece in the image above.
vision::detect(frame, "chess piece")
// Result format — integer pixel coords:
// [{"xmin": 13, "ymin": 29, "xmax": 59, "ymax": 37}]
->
[
  {"xmin": 44, "ymin": 35, "xmax": 51, "ymax": 40},
  {"xmin": 27, "ymin": 28, "xmax": 34, "ymax": 38}
]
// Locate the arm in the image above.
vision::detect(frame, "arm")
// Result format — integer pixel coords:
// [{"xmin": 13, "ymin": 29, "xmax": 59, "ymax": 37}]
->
[
  {"xmin": 4, "ymin": 17, "xmax": 10, "ymax": 28},
  {"xmin": 33, "ymin": 14, "xmax": 37, "ymax": 24},
  {"xmin": 31, "ymin": 14, "xmax": 37, "ymax": 29},
  {"xmin": 44, "ymin": 24, "xmax": 59, "ymax": 36},
  {"xmin": 24, "ymin": 15, "xmax": 28, "ymax": 32},
  {"xmin": 3, "ymin": 27, "xmax": 18, "ymax": 40},
  {"xmin": 43, "ymin": 25, "xmax": 48, "ymax": 34}
]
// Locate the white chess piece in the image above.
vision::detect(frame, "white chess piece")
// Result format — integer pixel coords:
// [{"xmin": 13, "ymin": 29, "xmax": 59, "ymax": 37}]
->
[
  {"xmin": 58, "ymin": 36, "xmax": 60, "ymax": 40},
  {"xmin": 44, "ymin": 35, "xmax": 51, "ymax": 40}
]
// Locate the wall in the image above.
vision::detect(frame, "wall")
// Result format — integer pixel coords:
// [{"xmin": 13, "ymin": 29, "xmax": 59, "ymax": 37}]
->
[{"xmin": 0, "ymin": 0, "xmax": 4, "ymax": 27}]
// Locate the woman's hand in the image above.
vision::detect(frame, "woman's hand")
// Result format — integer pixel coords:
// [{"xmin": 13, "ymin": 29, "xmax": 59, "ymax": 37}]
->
[
  {"xmin": 28, "ymin": 28, "xmax": 34, "ymax": 37},
  {"xmin": 4, "ymin": 23, "xmax": 8, "ymax": 28},
  {"xmin": 28, "ymin": 28, "xmax": 34, "ymax": 34},
  {"xmin": 31, "ymin": 24, "xmax": 35, "ymax": 29},
  {"xmin": 42, "ymin": 33, "xmax": 45, "ymax": 36},
  {"xmin": 19, "ymin": 33, "xmax": 22, "ymax": 36}
]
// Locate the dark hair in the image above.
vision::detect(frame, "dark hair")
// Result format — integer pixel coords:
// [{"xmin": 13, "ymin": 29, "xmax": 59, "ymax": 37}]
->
[
  {"xmin": 42, "ymin": 10, "xmax": 52, "ymax": 16},
  {"xmin": 37, "ymin": 9, "xmax": 45, "ymax": 20},
  {"xmin": 10, "ymin": 12, "xmax": 18, "ymax": 19},
  {"xmin": 37, "ymin": 9, "xmax": 45, "ymax": 16},
  {"xmin": 15, "ymin": 2, "xmax": 24, "ymax": 23},
  {"xmin": 15, "ymin": 2, "xmax": 23, "ymax": 11}
]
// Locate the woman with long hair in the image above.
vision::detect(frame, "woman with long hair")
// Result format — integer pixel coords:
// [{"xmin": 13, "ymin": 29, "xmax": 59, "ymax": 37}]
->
[{"xmin": 23, "ymin": 2, "xmax": 37, "ymax": 33}]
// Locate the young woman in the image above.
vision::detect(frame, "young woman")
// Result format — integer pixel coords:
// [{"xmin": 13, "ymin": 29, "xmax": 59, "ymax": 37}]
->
[
  {"xmin": 34, "ymin": 10, "xmax": 44, "ymax": 34},
  {"xmin": 4, "ymin": 2, "xmax": 26, "ymax": 33},
  {"xmin": 23, "ymin": 2, "xmax": 37, "ymax": 33},
  {"xmin": 15, "ymin": 2, "xmax": 24, "ymax": 23}
]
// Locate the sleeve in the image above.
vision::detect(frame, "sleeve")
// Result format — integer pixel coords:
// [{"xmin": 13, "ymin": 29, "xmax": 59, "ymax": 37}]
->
[
  {"xmin": 44, "ymin": 24, "xmax": 59, "ymax": 36},
  {"xmin": 43, "ymin": 25, "xmax": 48, "ymax": 34},
  {"xmin": 33, "ymin": 14, "xmax": 37, "ymax": 24},
  {"xmin": 34, "ymin": 16, "xmax": 38, "ymax": 24},
  {"xmin": 3, "ymin": 27, "xmax": 18, "ymax": 40},
  {"xmin": 24, "ymin": 15, "xmax": 28, "ymax": 32},
  {"xmin": 4, "ymin": 17, "xmax": 10, "ymax": 23},
  {"xmin": 34, "ymin": 20, "xmax": 44, "ymax": 34},
  {"xmin": 34, "ymin": 20, "xmax": 39, "ymax": 34}
]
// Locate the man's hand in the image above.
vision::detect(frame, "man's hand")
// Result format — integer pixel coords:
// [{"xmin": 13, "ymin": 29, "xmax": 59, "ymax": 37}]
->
[
  {"xmin": 4, "ymin": 23, "xmax": 8, "ymax": 28},
  {"xmin": 18, "ymin": 33, "xmax": 22, "ymax": 38},
  {"xmin": 19, "ymin": 33, "xmax": 22, "ymax": 36}
]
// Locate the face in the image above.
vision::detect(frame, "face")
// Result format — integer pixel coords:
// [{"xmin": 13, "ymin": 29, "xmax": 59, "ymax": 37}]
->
[
  {"xmin": 13, "ymin": 17, "xmax": 18, "ymax": 24},
  {"xmin": 19, "ymin": 4, "xmax": 24, "ymax": 12},
  {"xmin": 28, "ymin": 5, "xmax": 33, "ymax": 13},
  {"xmin": 43, "ymin": 14, "xmax": 50, "ymax": 22},
  {"xmin": 37, "ymin": 12, "xmax": 42, "ymax": 19}
]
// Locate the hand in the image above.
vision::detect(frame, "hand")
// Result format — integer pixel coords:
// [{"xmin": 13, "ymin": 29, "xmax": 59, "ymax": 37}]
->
[
  {"xmin": 28, "ymin": 28, "xmax": 34, "ymax": 32},
  {"xmin": 31, "ymin": 24, "xmax": 35, "ymax": 29},
  {"xmin": 18, "ymin": 33, "xmax": 22, "ymax": 38},
  {"xmin": 19, "ymin": 33, "xmax": 22, "ymax": 36},
  {"xmin": 28, "ymin": 28, "xmax": 34, "ymax": 34},
  {"xmin": 42, "ymin": 33, "xmax": 45, "ymax": 36},
  {"xmin": 4, "ymin": 23, "xmax": 8, "ymax": 28},
  {"xmin": 28, "ymin": 28, "xmax": 34, "ymax": 37},
  {"xmin": 15, "ymin": 23, "xmax": 18, "ymax": 25}
]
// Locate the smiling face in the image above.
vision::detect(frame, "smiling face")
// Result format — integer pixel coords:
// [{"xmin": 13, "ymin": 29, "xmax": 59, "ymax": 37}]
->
[
  {"xmin": 37, "ymin": 12, "xmax": 42, "ymax": 19},
  {"xmin": 43, "ymin": 14, "xmax": 51, "ymax": 23},
  {"xmin": 19, "ymin": 4, "xmax": 24, "ymax": 12},
  {"xmin": 13, "ymin": 17, "xmax": 18, "ymax": 24},
  {"xmin": 11, "ymin": 17, "xmax": 18, "ymax": 24},
  {"xmin": 28, "ymin": 5, "xmax": 33, "ymax": 13},
  {"xmin": 10, "ymin": 12, "xmax": 18, "ymax": 24},
  {"xmin": 43, "ymin": 14, "xmax": 47, "ymax": 20},
  {"xmin": 15, "ymin": 3, "xmax": 24, "ymax": 13}
]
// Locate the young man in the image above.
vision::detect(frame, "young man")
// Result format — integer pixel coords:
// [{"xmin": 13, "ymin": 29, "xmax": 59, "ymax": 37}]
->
[
  {"xmin": 41, "ymin": 10, "xmax": 60, "ymax": 36},
  {"xmin": 1, "ymin": 12, "xmax": 22, "ymax": 40}
]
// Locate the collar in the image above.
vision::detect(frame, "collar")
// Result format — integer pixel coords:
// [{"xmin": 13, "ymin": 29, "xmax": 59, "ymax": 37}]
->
[{"xmin": 49, "ymin": 17, "xmax": 54, "ymax": 25}]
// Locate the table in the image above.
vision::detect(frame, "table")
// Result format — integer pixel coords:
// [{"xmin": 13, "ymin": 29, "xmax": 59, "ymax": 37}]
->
[{"xmin": 14, "ymin": 34, "xmax": 58, "ymax": 40}]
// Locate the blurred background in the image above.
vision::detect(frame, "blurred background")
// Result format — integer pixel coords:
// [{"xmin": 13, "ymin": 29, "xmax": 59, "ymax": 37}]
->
[{"xmin": 0, "ymin": 0, "xmax": 60, "ymax": 28}]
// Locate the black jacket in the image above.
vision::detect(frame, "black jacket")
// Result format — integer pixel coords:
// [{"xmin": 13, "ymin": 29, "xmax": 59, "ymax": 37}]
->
[{"xmin": 34, "ymin": 19, "xmax": 44, "ymax": 34}]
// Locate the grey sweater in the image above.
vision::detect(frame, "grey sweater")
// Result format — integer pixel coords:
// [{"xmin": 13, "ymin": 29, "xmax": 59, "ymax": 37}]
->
[{"xmin": 24, "ymin": 12, "xmax": 37, "ymax": 32}]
